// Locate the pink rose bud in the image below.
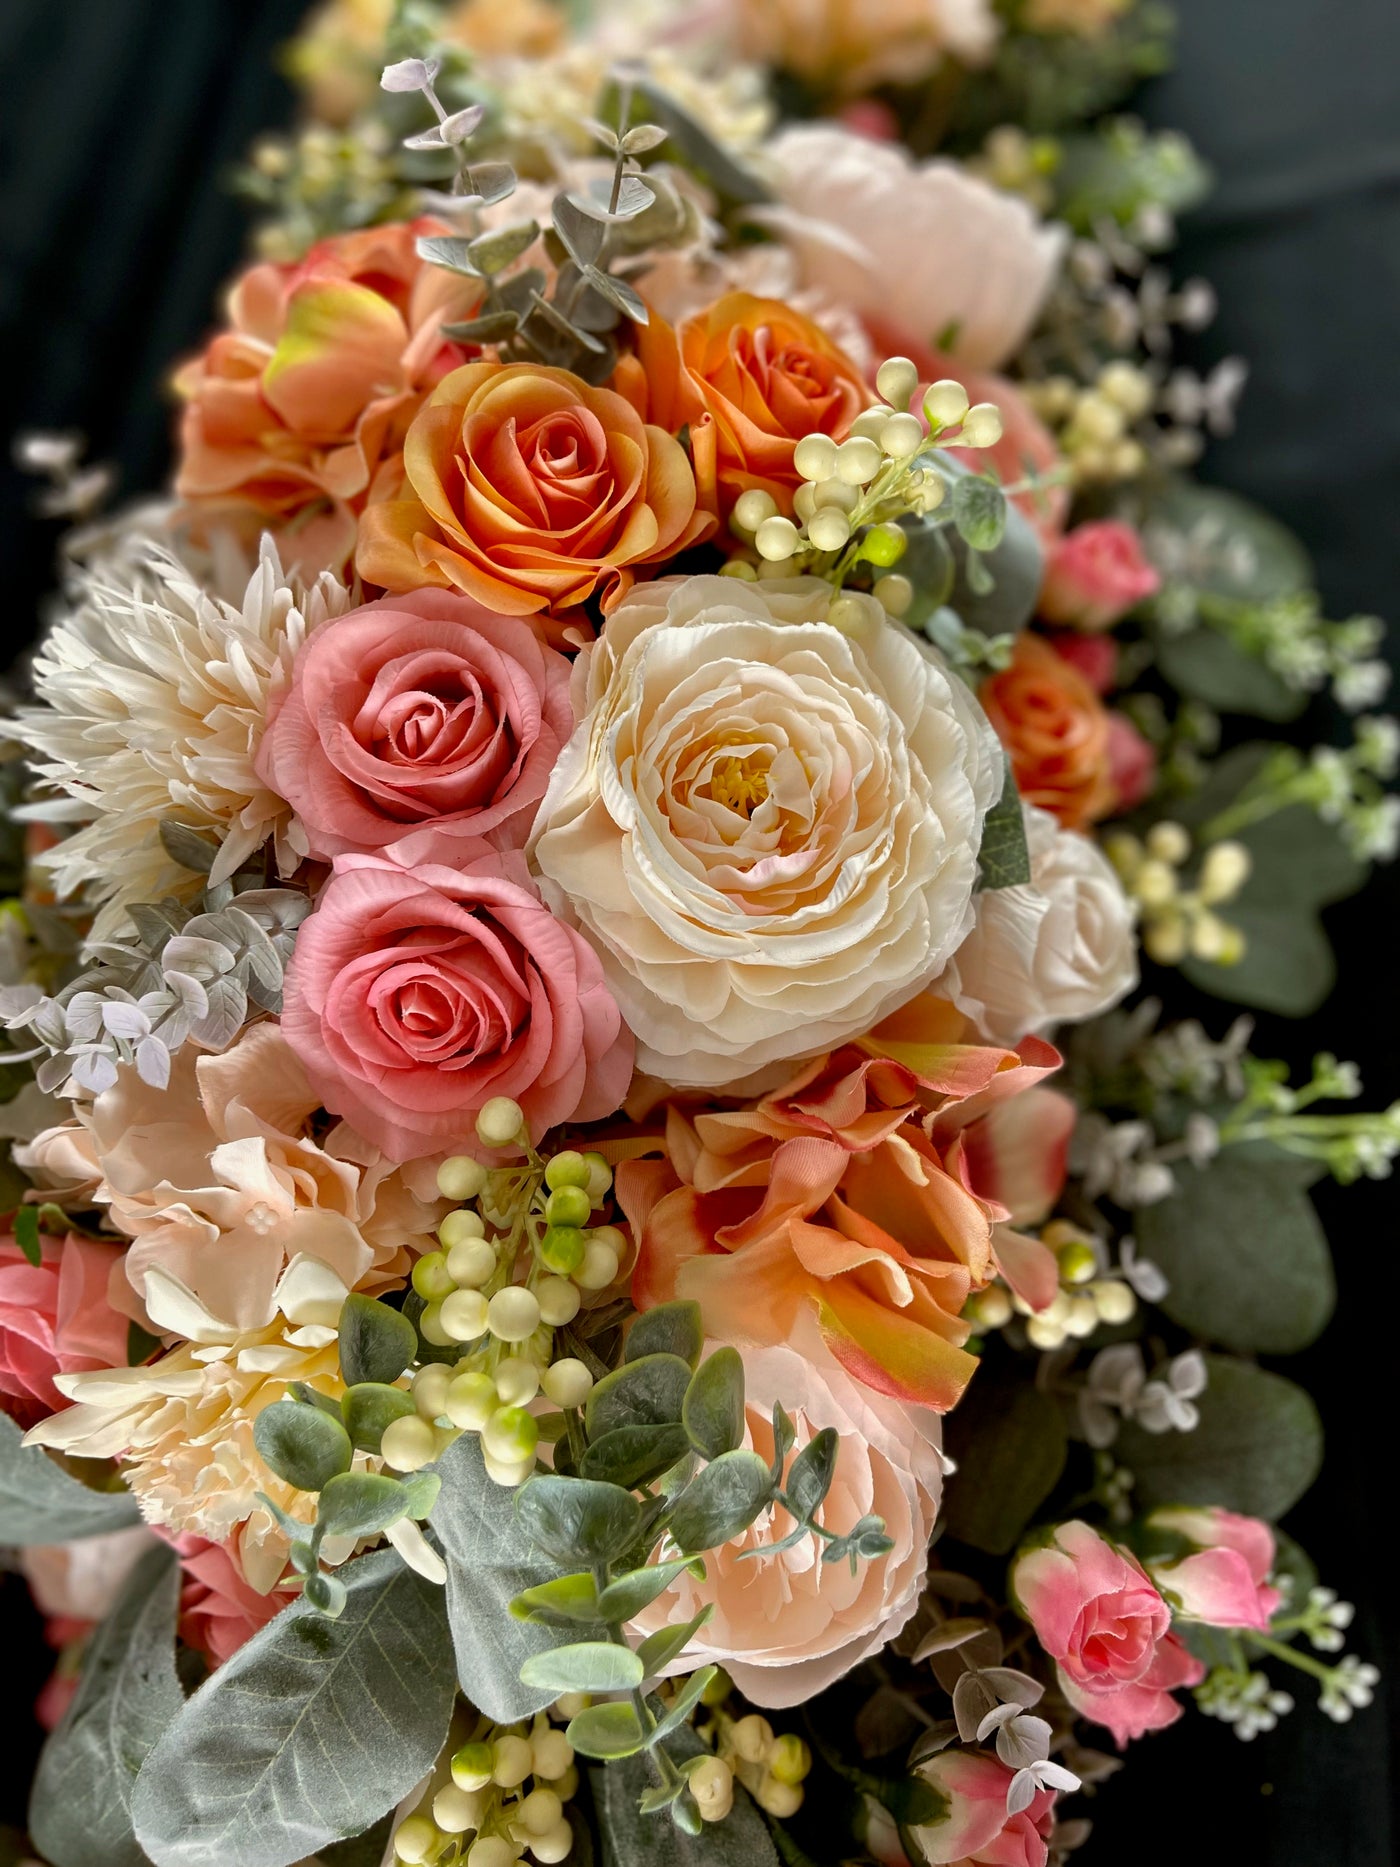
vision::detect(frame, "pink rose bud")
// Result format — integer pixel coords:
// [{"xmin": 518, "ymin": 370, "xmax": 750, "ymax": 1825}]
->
[
  {"xmin": 1145, "ymin": 1506, "xmax": 1283, "ymax": 1632},
  {"xmin": 1106, "ymin": 712, "xmax": 1157, "ymax": 813},
  {"xmin": 912, "ymin": 1750, "xmax": 1058, "ymax": 1867},
  {"xmin": 1039, "ymin": 520, "xmax": 1161, "ymax": 633},
  {"xmin": 1047, "ymin": 630, "xmax": 1117, "ymax": 695}
]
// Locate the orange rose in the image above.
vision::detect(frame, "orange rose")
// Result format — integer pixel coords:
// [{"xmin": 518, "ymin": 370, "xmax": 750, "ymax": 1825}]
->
[
  {"xmin": 979, "ymin": 632, "xmax": 1117, "ymax": 830},
  {"xmin": 354, "ymin": 361, "xmax": 711, "ymax": 621},
  {"xmin": 173, "ymin": 220, "xmax": 480, "ymax": 572},
  {"xmin": 628, "ymin": 291, "xmax": 871, "ymax": 519}
]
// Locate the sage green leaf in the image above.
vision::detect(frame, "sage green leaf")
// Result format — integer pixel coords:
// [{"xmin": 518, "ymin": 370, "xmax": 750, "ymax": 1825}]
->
[
  {"xmin": 589, "ymin": 1728, "xmax": 779, "ymax": 1867},
  {"xmin": 509, "ymin": 1572, "xmax": 601, "ymax": 1627},
  {"xmin": 580, "ymin": 1423, "xmax": 692, "ymax": 1489},
  {"xmin": 784, "ymin": 1427, "xmax": 839, "ymax": 1523},
  {"xmin": 1152, "ymin": 625, "xmax": 1307, "ymax": 721},
  {"xmin": 516, "ymin": 1473, "xmax": 643, "ymax": 1568},
  {"xmin": 977, "ymin": 761, "xmax": 1032, "ymax": 891},
  {"xmin": 415, "ymin": 233, "xmax": 480, "ymax": 276},
  {"xmin": 1139, "ymin": 480, "xmax": 1312, "ymax": 604},
  {"xmin": 253, "ymin": 1398, "xmax": 353, "ymax": 1492},
  {"xmin": 519, "ymin": 1640, "xmax": 645, "ymax": 1695},
  {"xmin": 29, "ymin": 1544, "xmax": 182, "ymax": 1867},
  {"xmin": 467, "ymin": 218, "xmax": 540, "ymax": 274},
  {"xmin": 646, "ymin": 1663, "xmax": 719, "ymax": 1743},
  {"xmin": 586, "ymin": 1353, "xmax": 692, "ymax": 1438},
  {"xmin": 625, "ymin": 1300, "xmax": 703, "ymax": 1369},
  {"xmin": 667, "ymin": 1449, "xmax": 773, "ymax": 1554},
  {"xmin": 318, "ymin": 1815, "xmax": 395, "ymax": 1867},
  {"xmin": 681, "ymin": 1347, "xmax": 745, "ymax": 1460},
  {"xmin": 337, "ymin": 1294, "xmax": 416, "ymax": 1388},
  {"xmin": 340, "ymin": 1382, "xmax": 416, "ymax": 1453},
  {"xmin": 315, "ymin": 1471, "xmax": 413, "ymax": 1542},
  {"xmin": 1118, "ymin": 1355, "xmax": 1324, "ymax": 1521},
  {"xmin": 635, "ymin": 1607, "xmax": 712, "ymax": 1682},
  {"xmin": 567, "ymin": 1699, "xmax": 647, "ymax": 1760},
  {"xmin": 130, "ymin": 1548, "xmax": 455, "ymax": 1867},
  {"xmin": 612, "ymin": 75, "xmax": 772, "ymax": 208},
  {"xmin": 441, "ymin": 311, "xmax": 520, "ymax": 344},
  {"xmin": 158, "ymin": 820, "xmax": 218, "ymax": 874},
  {"xmin": 596, "ymin": 1557, "xmax": 700, "ymax": 1624},
  {"xmin": 0, "ymin": 1413, "xmax": 140, "ymax": 1545},
  {"xmin": 1136, "ymin": 1156, "xmax": 1335, "ymax": 1353},
  {"xmin": 951, "ymin": 475, "xmax": 1007, "ymax": 553},
  {"xmin": 941, "ymin": 1378, "xmax": 1067, "ymax": 1555}
]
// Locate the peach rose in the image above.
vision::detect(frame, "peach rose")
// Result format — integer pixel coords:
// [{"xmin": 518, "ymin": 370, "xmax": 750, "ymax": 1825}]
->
[
  {"xmin": 630, "ymin": 1342, "xmax": 943, "ymax": 1707},
  {"xmin": 729, "ymin": 0, "xmax": 998, "ymax": 92},
  {"xmin": 1039, "ymin": 521, "xmax": 1160, "ymax": 632},
  {"xmin": 628, "ymin": 292, "xmax": 871, "ymax": 518},
  {"xmin": 281, "ymin": 849, "xmax": 633, "ymax": 1163},
  {"xmin": 173, "ymin": 220, "xmax": 479, "ymax": 572},
  {"xmin": 979, "ymin": 634, "xmax": 1117, "ymax": 831},
  {"xmin": 1145, "ymin": 1507, "xmax": 1281, "ymax": 1633},
  {"xmin": 256, "ymin": 587, "xmax": 574, "ymax": 865},
  {"xmin": 1013, "ymin": 1520, "xmax": 1205, "ymax": 1745},
  {"xmin": 912, "ymin": 1751, "xmax": 1058, "ymax": 1867},
  {"xmin": 529, "ymin": 575, "xmax": 1004, "ymax": 1087},
  {"xmin": 354, "ymin": 361, "xmax": 709, "ymax": 623},
  {"xmin": 0, "ymin": 1229, "xmax": 128, "ymax": 1425}
]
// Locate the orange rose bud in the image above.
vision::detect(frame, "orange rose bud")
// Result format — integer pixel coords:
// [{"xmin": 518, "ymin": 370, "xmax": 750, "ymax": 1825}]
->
[
  {"xmin": 355, "ymin": 360, "xmax": 711, "ymax": 622},
  {"xmin": 979, "ymin": 632, "xmax": 1118, "ymax": 832}
]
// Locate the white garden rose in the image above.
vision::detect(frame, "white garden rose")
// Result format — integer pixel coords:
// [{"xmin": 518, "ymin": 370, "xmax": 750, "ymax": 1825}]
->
[
  {"xmin": 759, "ymin": 124, "xmax": 1067, "ymax": 371},
  {"xmin": 936, "ymin": 802, "xmax": 1139, "ymax": 1044},
  {"xmin": 528, "ymin": 574, "xmax": 1003, "ymax": 1087}
]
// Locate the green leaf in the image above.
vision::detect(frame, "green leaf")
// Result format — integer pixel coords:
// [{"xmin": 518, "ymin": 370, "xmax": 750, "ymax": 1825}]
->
[
  {"xmin": 337, "ymin": 1294, "xmax": 417, "ymax": 1388},
  {"xmin": 784, "ymin": 1427, "xmax": 839, "ymax": 1523},
  {"xmin": 253, "ymin": 1399, "xmax": 353, "ymax": 1492},
  {"xmin": 611, "ymin": 75, "xmax": 772, "ymax": 208},
  {"xmin": 315, "ymin": 1471, "xmax": 413, "ymax": 1542},
  {"xmin": 519, "ymin": 1640, "xmax": 645, "ymax": 1695},
  {"xmin": 434, "ymin": 1437, "xmax": 583, "ymax": 1722},
  {"xmin": 1152, "ymin": 625, "xmax": 1307, "ymax": 722},
  {"xmin": 941, "ymin": 1378, "xmax": 1067, "ymax": 1555},
  {"xmin": 1118, "ymin": 1355, "xmax": 1324, "ymax": 1522},
  {"xmin": 586, "ymin": 1353, "xmax": 692, "ymax": 1438},
  {"xmin": 667, "ymin": 1449, "xmax": 773, "ymax": 1554},
  {"xmin": 14, "ymin": 1202, "xmax": 40, "ymax": 1266},
  {"xmin": 441, "ymin": 310, "xmax": 520, "ymax": 344},
  {"xmin": 596, "ymin": 1557, "xmax": 700, "ymax": 1624},
  {"xmin": 467, "ymin": 218, "xmax": 540, "ymax": 274},
  {"xmin": 635, "ymin": 1607, "xmax": 712, "ymax": 1683},
  {"xmin": 647, "ymin": 1663, "xmax": 719, "ymax": 1743},
  {"xmin": 340, "ymin": 1382, "xmax": 416, "ymax": 1453},
  {"xmin": 1139, "ymin": 479, "xmax": 1313, "ymax": 605},
  {"xmin": 130, "ymin": 1549, "xmax": 455, "ymax": 1867},
  {"xmin": 552, "ymin": 194, "xmax": 606, "ymax": 268},
  {"xmin": 567, "ymin": 1700, "xmax": 647, "ymax": 1761},
  {"xmin": 584, "ymin": 265, "xmax": 648, "ymax": 324},
  {"xmin": 127, "ymin": 1320, "xmax": 161, "ymax": 1366},
  {"xmin": 1136, "ymin": 1155, "xmax": 1335, "ymax": 1353},
  {"xmin": 580, "ymin": 1422, "xmax": 692, "ymax": 1490},
  {"xmin": 158, "ymin": 821, "xmax": 218, "ymax": 875},
  {"xmin": 589, "ymin": 1728, "xmax": 780, "ymax": 1867},
  {"xmin": 0, "ymin": 1413, "xmax": 141, "ymax": 1545},
  {"xmin": 951, "ymin": 475, "xmax": 1007, "ymax": 554},
  {"xmin": 509, "ymin": 1571, "xmax": 602, "ymax": 1627},
  {"xmin": 977, "ymin": 761, "xmax": 1032, "ymax": 890},
  {"xmin": 318, "ymin": 1814, "xmax": 395, "ymax": 1867},
  {"xmin": 29, "ymin": 1545, "xmax": 182, "ymax": 1867},
  {"xmin": 414, "ymin": 233, "xmax": 480, "ymax": 276},
  {"xmin": 625, "ymin": 1300, "xmax": 703, "ymax": 1369},
  {"xmin": 681, "ymin": 1346, "xmax": 745, "ymax": 1460},
  {"xmin": 516, "ymin": 1473, "xmax": 643, "ymax": 1568},
  {"xmin": 769, "ymin": 1403, "xmax": 797, "ymax": 1486}
]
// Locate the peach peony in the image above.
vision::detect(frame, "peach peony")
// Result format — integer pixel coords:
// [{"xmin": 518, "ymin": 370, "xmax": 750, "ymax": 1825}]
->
[
  {"xmin": 979, "ymin": 633, "xmax": 1117, "ymax": 831},
  {"xmin": 355, "ymin": 361, "xmax": 710, "ymax": 624},
  {"xmin": 529, "ymin": 576, "xmax": 1004, "ymax": 1088},
  {"xmin": 729, "ymin": 0, "xmax": 998, "ymax": 91},
  {"xmin": 18, "ymin": 1023, "xmax": 442, "ymax": 1337},
  {"xmin": 0, "ymin": 1229, "xmax": 129, "ymax": 1426},
  {"xmin": 173, "ymin": 220, "xmax": 480, "ymax": 572},
  {"xmin": 631, "ymin": 1342, "xmax": 944, "ymax": 1707}
]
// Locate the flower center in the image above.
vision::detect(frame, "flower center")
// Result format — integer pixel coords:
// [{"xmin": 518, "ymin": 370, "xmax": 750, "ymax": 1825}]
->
[{"xmin": 709, "ymin": 754, "xmax": 771, "ymax": 818}]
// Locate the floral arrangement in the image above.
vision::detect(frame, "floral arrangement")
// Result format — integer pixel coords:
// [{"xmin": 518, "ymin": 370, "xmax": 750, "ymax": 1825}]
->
[{"xmin": 1, "ymin": 3, "xmax": 1394, "ymax": 1865}]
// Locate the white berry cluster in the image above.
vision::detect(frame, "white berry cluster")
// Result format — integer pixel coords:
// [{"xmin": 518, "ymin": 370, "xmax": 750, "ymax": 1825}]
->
[
  {"xmin": 392, "ymin": 1708, "xmax": 579, "ymax": 1866},
  {"xmin": 1195, "ymin": 1667, "xmax": 1296, "ymax": 1742}
]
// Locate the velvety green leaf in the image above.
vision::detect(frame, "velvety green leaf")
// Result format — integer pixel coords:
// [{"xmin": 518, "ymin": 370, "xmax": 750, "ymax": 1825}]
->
[
  {"xmin": 635, "ymin": 1607, "xmax": 712, "ymax": 1683},
  {"xmin": 519, "ymin": 1640, "xmax": 645, "ymax": 1695},
  {"xmin": 941, "ymin": 1379, "xmax": 1067, "ymax": 1556},
  {"xmin": 516, "ymin": 1473, "xmax": 643, "ymax": 1568},
  {"xmin": 509, "ymin": 1571, "xmax": 602, "ymax": 1627},
  {"xmin": 977, "ymin": 762, "xmax": 1032, "ymax": 890},
  {"xmin": 1118, "ymin": 1355, "xmax": 1324, "ymax": 1522},
  {"xmin": 468, "ymin": 219, "xmax": 540, "ymax": 274},
  {"xmin": 586, "ymin": 1353, "xmax": 692, "ymax": 1438},
  {"xmin": 951, "ymin": 476, "xmax": 1008, "ymax": 553},
  {"xmin": 414, "ymin": 233, "xmax": 480, "ymax": 275},
  {"xmin": 157, "ymin": 821, "xmax": 218, "ymax": 874},
  {"xmin": 667, "ymin": 1449, "xmax": 773, "ymax": 1554},
  {"xmin": 441, "ymin": 310, "xmax": 520, "ymax": 344},
  {"xmin": 337, "ymin": 1294, "xmax": 416, "ymax": 1388},
  {"xmin": 596, "ymin": 1557, "xmax": 699, "ymax": 1624},
  {"xmin": 783, "ymin": 1426, "xmax": 840, "ymax": 1525},
  {"xmin": 340, "ymin": 1382, "xmax": 416, "ymax": 1453},
  {"xmin": 1152, "ymin": 625, "xmax": 1307, "ymax": 721},
  {"xmin": 130, "ymin": 1549, "xmax": 454, "ymax": 1867},
  {"xmin": 567, "ymin": 1700, "xmax": 647, "ymax": 1761},
  {"xmin": 589, "ymin": 1728, "xmax": 779, "ymax": 1867},
  {"xmin": 625, "ymin": 1301, "xmax": 703, "ymax": 1369},
  {"xmin": 681, "ymin": 1346, "xmax": 746, "ymax": 1460},
  {"xmin": 29, "ymin": 1545, "xmax": 182, "ymax": 1867},
  {"xmin": 318, "ymin": 1814, "xmax": 395, "ymax": 1867},
  {"xmin": 0, "ymin": 1413, "xmax": 141, "ymax": 1545},
  {"xmin": 1136, "ymin": 1156, "xmax": 1335, "ymax": 1352},
  {"xmin": 579, "ymin": 1423, "xmax": 692, "ymax": 1490},
  {"xmin": 315, "ymin": 1471, "xmax": 413, "ymax": 1542},
  {"xmin": 253, "ymin": 1399, "xmax": 353, "ymax": 1492}
]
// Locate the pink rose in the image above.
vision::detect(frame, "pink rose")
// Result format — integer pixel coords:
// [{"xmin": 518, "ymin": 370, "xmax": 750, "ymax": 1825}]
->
[
  {"xmin": 173, "ymin": 1534, "xmax": 288, "ymax": 1666},
  {"xmin": 912, "ymin": 1751, "xmax": 1056, "ymax": 1867},
  {"xmin": 281, "ymin": 849, "xmax": 633, "ymax": 1162},
  {"xmin": 0, "ymin": 1229, "xmax": 128, "ymax": 1426},
  {"xmin": 1013, "ymin": 1520, "xmax": 1205, "ymax": 1745},
  {"xmin": 1106, "ymin": 711, "xmax": 1157, "ymax": 813},
  {"xmin": 1045, "ymin": 631, "xmax": 1116, "ymax": 696},
  {"xmin": 1145, "ymin": 1506, "xmax": 1282, "ymax": 1632},
  {"xmin": 1039, "ymin": 521, "xmax": 1160, "ymax": 633},
  {"xmin": 257, "ymin": 588, "xmax": 574, "ymax": 865}
]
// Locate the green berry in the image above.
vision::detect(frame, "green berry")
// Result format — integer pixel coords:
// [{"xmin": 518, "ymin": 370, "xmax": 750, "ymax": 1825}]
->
[
  {"xmin": 544, "ymin": 1150, "xmax": 591, "ymax": 1191},
  {"xmin": 539, "ymin": 1224, "xmax": 586, "ymax": 1275},
  {"xmin": 545, "ymin": 1185, "xmax": 592, "ymax": 1228}
]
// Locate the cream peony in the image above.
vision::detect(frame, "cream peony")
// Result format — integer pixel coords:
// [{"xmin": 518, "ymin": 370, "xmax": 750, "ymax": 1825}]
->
[
  {"xmin": 936, "ymin": 802, "xmax": 1139, "ymax": 1045},
  {"xmin": 631, "ymin": 1342, "xmax": 944, "ymax": 1707},
  {"xmin": 758, "ymin": 124, "xmax": 1066, "ymax": 372},
  {"xmin": 19, "ymin": 1023, "xmax": 443, "ymax": 1337},
  {"xmin": 528, "ymin": 575, "xmax": 1003, "ymax": 1087}
]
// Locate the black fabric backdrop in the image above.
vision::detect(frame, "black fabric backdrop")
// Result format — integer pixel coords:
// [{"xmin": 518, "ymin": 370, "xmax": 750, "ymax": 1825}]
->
[{"xmin": 0, "ymin": 2, "xmax": 1395, "ymax": 1860}]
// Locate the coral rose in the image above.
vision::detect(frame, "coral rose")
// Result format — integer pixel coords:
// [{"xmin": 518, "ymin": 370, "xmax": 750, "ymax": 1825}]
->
[
  {"xmin": 256, "ymin": 587, "xmax": 573, "ymax": 864},
  {"xmin": 979, "ymin": 633, "xmax": 1117, "ymax": 831},
  {"xmin": 729, "ymin": 0, "xmax": 998, "ymax": 92},
  {"xmin": 355, "ymin": 361, "xmax": 709, "ymax": 623},
  {"xmin": 912, "ymin": 1750, "xmax": 1057, "ymax": 1867},
  {"xmin": 1039, "ymin": 520, "xmax": 1160, "ymax": 632},
  {"xmin": 529, "ymin": 575, "xmax": 1005, "ymax": 1087},
  {"xmin": 1145, "ymin": 1506, "xmax": 1281, "ymax": 1632},
  {"xmin": 936, "ymin": 802, "xmax": 1138, "ymax": 1045},
  {"xmin": 1013, "ymin": 1520, "xmax": 1205, "ymax": 1745},
  {"xmin": 0, "ymin": 1229, "xmax": 128, "ymax": 1426},
  {"xmin": 631, "ymin": 1343, "xmax": 943, "ymax": 1707},
  {"xmin": 280, "ymin": 849, "xmax": 633, "ymax": 1163},
  {"xmin": 629, "ymin": 292, "xmax": 871, "ymax": 518},
  {"xmin": 173, "ymin": 220, "xmax": 479, "ymax": 572}
]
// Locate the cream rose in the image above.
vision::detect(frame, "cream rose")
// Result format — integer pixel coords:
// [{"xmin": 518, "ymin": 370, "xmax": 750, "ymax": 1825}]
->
[
  {"xmin": 528, "ymin": 575, "xmax": 1003, "ymax": 1087},
  {"xmin": 759, "ymin": 125, "xmax": 1066, "ymax": 372},
  {"xmin": 936, "ymin": 802, "xmax": 1138, "ymax": 1044},
  {"xmin": 630, "ymin": 1342, "xmax": 944, "ymax": 1707}
]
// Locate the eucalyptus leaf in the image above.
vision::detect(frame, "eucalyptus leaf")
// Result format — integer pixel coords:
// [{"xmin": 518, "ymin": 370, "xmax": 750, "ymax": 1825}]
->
[
  {"xmin": 340, "ymin": 1382, "xmax": 417, "ymax": 1453},
  {"xmin": 977, "ymin": 761, "xmax": 1032, "ymax": 890},
  {"xmin": 596, "ymin": 1557, "xmax": 700, "ymax": 1624},
  {"xmin": 130, "ymin": 1549, "xmax": 455, "ymax": 1867},
  {"xmin": 567, "ymin": 1700, "xmax": 647, "ymax": 1761},
  {"xmin": 315, "ymin": 1470, "xmax": 413, "ymax": 1541},
  {"xmin": 467, "ymin": 219, "xmax": 540, "ymax": 274},
  {"xmin": 0, "ymin": 1413, "xmax": 141, "ymax": 1545},
  {"xmin": 416, "ymin": 234, "xmax": 480, "ymax": 276},
  {"xmin": 941, "ymin": 1378, "xmax": 1067, "ymax": 1555},
  {"xmin": 509, "ymin": 1571, "xmax": 602, "ymax": 1627},
  {"xmin": 784, "ymin": 1426, "xmax": 839, "ymax": 1523},
  {"xmin": 667, "ymin": 1449, "xmax": 773, "ymax": 1554},
  {"xmin": 253, "ymin": 1399, "xmax": 353, "ymax": 1493},
  {"xmin": 586, "ymin": 1353, "xmax": 692, "ymax": 1439},
  {"xmin": 519, "ymin": 1640, "xmax": 645, "ymax": 1695},
  {"xmin": 1152, "ymin": 625, "xmax": 1307, "ymax": 721},
  {"xmin": 635, "ymin": 1607, "xmax": 713, "ymax": 1683},
  {"xmin": 158, "ymin": 821, "xmax": 219, "ymax": 875},
  {"xmin": 338, "ymin": 1293, "xmax": 417, "ymax": 1388},
  {"xmin": 609, "ymin": 76, "xmax": 772, "ymax": 208},
  {"xmin": 29, "ymin": 1544, "xmax": 182, "ymax": 1867},
  {"xmin": 951, "ymin": 476, "xmax": 1008, "ymax": 553},
  {"xmin": 580, "ymin": 1423, "xmax": 692, "ymax": 1490},
  {"xmin": 441, "ymin": 311, "xmax": 521, "ymax": 344},
  {"xmin": 516, "ymin": 1472, "xmax": 643, "ymax": 1568},
  {"xmin": 552, "ymin": 194, "xmax": 606, "ymax": 268},
  {"xmin": 647, "ymin": 1664, "xmax": 720, "ymax": 1744},
  {"xmin": 681, "ymin": 1346, "xmax": 745, "ymax": 1460},
  {"xmin": 625, "ymin": 1300, "xmax": 703, "ymax": 1369}
]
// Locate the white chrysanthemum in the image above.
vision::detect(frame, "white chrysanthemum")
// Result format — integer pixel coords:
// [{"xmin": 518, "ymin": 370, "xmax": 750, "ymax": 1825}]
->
[{"xmin": 12, "ymin": 533, "xmax": 352, "ymax": 940}]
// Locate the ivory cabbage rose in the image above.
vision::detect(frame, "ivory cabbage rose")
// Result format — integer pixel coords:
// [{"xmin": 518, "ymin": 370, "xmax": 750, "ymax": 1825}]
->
[
  {"xmin": 529, "ymin": 575, "xmax": 1005, "ymax": 1087},
  {"xmin": 281, "ymin": 849, "xmax": 633, "ymax": 1162},
  {"xmin": 1145, "ymin": 1506, "xmax": 1282, "ymax": 1632},
  {"xmin": 0, "ymin": 1229, "xmax": 128, "ymax": 1425},
  {"xmin": 630, "ymin": 1342, "xmax": 944, "ymax": 1707},
  {"xmin": 936, "ymin": 802, "xmax": 1138, "ymax": 1044},
  {"xmin": 256, "ymin": 587, "xmax": 573, "ymax": 864},
  {"xmin": 729, "ymin": 0, "xmax": 998, "ymax": 91},
  {"xmin": 912, "ymin": 1750, "xmax": 1057, "ymax": 1867},
  {"xmin": 1039, "ymin": 520, "xmax": 1161, "ymax": 632},
  {"xmin": 1013, "ymin": 1520, "xmax": 1205, "ymax": 1744},
  {"xmin": 761, "ymin": 126, "xmax": 1065, "ymax": 372}
]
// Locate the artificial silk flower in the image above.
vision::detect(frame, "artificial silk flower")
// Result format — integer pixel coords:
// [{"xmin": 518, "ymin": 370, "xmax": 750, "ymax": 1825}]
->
[
  {"xmin": 979, "ymin": 633, "xmax": 1119, "ymax": 831},
  {"xmin": 1145, "ymin": 1506, "xmax": 1282, "ymax": 1632},
  {"xmin": 0, "ymin": 1229, "xmax": 129, "ymax": 1426},
  {"xmin": 729, "ymin": 0, "xmax": 999, "ymax": 93},
  {"xmin": 1039, "ymin": 520, "xmax": 1162, "ymax": 632},
  {"xmin": 912, "ymin": 1748, "xmax": 1058, "ymax": 1867}
]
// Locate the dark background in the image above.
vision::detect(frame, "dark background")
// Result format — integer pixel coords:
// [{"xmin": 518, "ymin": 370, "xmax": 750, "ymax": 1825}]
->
[{"xmin": 0, "ymin": 1, "xmax": 1396, "ymax": 1860}]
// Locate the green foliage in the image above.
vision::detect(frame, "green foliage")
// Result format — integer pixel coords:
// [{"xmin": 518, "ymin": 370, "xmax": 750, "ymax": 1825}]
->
[
  {"xmin": 1054, "ymin": 120, "xmax": 1211, "ymax": 234},
  {"xmin": 337, "ymin": 1293, "xmax": 417, "ymax": 1388},
  {"xmin": 519, "ymin": 1641, "xmax": 646, "ymax": 1695},
  {"xmin": 625, "ymin": 1299, "xmax": 704, "ymax": 1369},
  {"xmin": 951, "ymin": 476, "xmax": 1008, "ymax": 554},
  {"xmin": 681, "ymin": 1345, "xmax": 746, "ymax": 1459},
  {"xmin": 635, "ymin": 1610, "xmax": 713, "ymax": 1682},
  {"xmin": 602, "ymin": 74, "xmax": 771, "ymax": 207},
  {"xmin": 315, "ymin": 1471, "xmax": 420, "ymax": 1542},
  {"xmin": 585, "ymin": 1353, "xmax": 692, "ymax": 1438},
  {"xmin": 580, "ymin": 1423, "xmax": 692, "ymax": 1489},
  {"xmin": 667, "ymin": 1448, "xmax": 774, "ymax": 1553},
  {"xmin": 252, "ymin": 1397, "xmax": 353, "ymax": 1493},
  {"xmin": 941, "ymin": 1376, "xmax": 1068, "ymax": 1555},
  {"xmin": 510, "ymin": 1572, "xmax": 603, "ymax": 1628},
  {"xmin": 978, "ymin": 761, "xmax": 1033, "ymax": 890},
  {"xmin": 589, "ymin": 1730, "xmax": 780, "ymax": 1867},
  {"xmin": 567, "ymin": 1700, "xmax": 648, "ymax": 1761},
  {"xmin": 516, "ymin": 1473, "xmax": 644, "ymax": 1567},
  {"xmin": 595, "ymin": 1558, "xmax": 700, "ymax": 1623},
  {"xmin": 340, "ymin": 1381, "xmax": 416, "ymax": 1453},
  {"xmin": 1152, "ymin": 626, "xmax": 1307, "ymax": 722},
  {"xmin": 0, "ymin": 1413, "xmax": 141, "ymax": 1545}
]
